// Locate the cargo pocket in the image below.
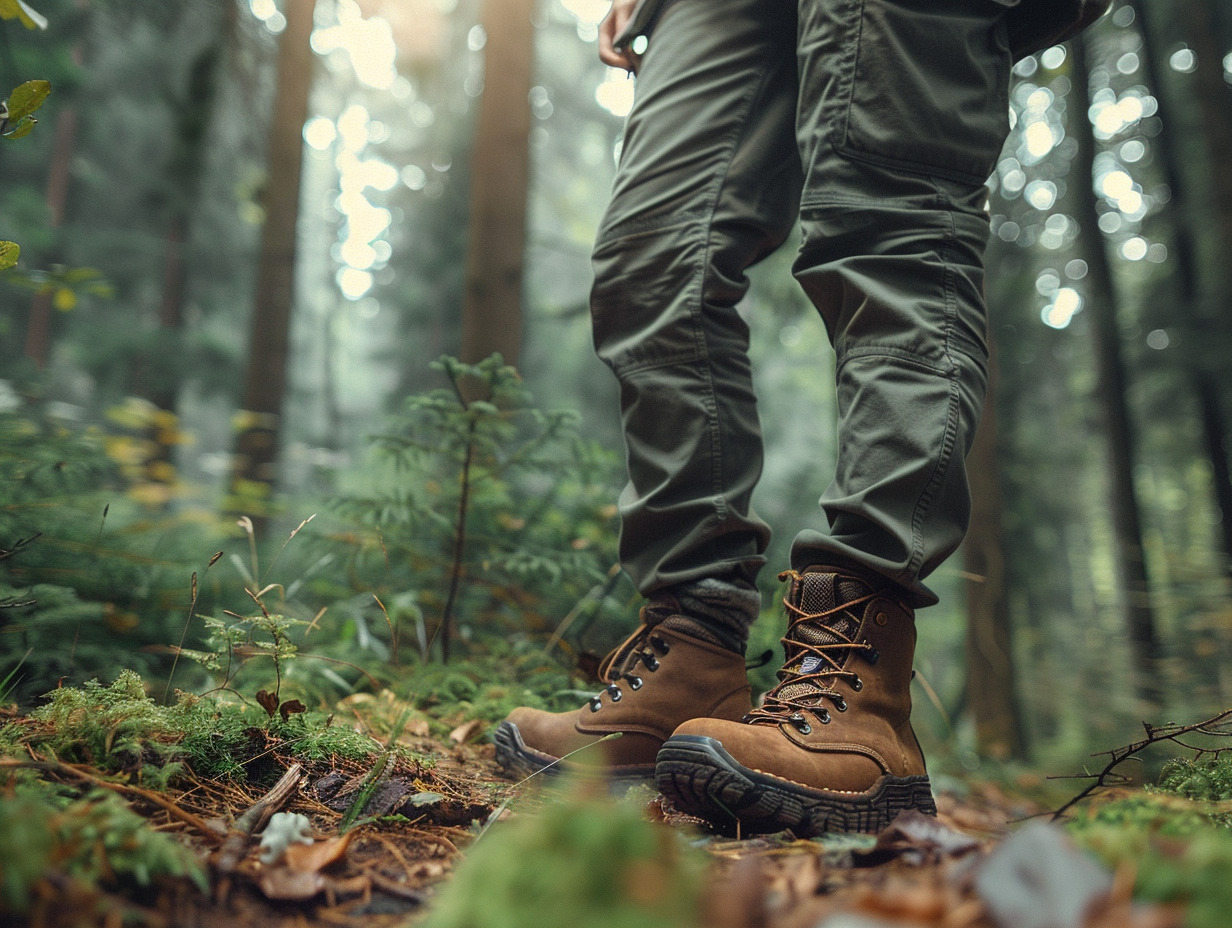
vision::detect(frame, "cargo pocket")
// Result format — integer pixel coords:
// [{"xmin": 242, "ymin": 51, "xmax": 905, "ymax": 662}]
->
[{"xmin": 838, "ymin": 0, "xmax": 1013, "ymax": 183}]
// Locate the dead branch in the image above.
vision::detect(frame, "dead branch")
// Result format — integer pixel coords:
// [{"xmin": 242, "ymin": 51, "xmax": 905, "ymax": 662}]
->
[{"xmin": 1050, "ymin": 707, "xmax": 1232, "ymax": 820}]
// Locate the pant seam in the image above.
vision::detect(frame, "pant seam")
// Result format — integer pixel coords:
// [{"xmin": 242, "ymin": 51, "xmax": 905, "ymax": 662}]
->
[
  {"xmin": 906, "ymin": 194, "xmax": 962, "ymax": 577},
  {"xmin": 692, "ymin": 58, "xmax": 780, "ymax": 525}
]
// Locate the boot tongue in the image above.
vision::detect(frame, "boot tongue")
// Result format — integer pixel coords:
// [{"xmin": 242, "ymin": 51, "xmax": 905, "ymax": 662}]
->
[{"xmin": 774, "ymin": 571, "xmax": 868, "ymax": 704}]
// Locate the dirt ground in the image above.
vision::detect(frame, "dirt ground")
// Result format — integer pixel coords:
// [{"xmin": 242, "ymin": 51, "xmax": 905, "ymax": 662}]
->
[{"xmin": 5, "ymin": 724, "xmax": 1185, "ymax": 928}]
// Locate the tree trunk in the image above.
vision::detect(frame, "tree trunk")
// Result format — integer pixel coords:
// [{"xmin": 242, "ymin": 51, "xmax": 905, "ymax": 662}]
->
[
  {"xmin": 1070, "ymin": 35, "xmax": 1162, "ymax": 704},
  {"xmin": 964, "ymin": 337, "xmax": 1027, "ymax": 760},
  {"xmin": 227, "ymin": 0, "xmax": 316, "ymax": 529},
  {"xmin": 458, "ymin": 0, "xmax": 535, "ymax": 381},
  {"xmin": 138, "ymin": 21, "xmax": 232, "ymax": 494},
  {"xmin": 1130, "ymin": 0, "xmax": 1232, "ymax": 575},
  {"xmin": 22, "ymin": 105, "xmax": 78, "ymax": 367},
  {"xmin": 1179, "ymin": 0, "xmax": 1232, "ymax": 574}
]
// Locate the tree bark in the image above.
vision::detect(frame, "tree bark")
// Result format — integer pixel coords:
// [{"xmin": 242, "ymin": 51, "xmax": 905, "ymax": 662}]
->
[
  {"xmin": 964, "ymin": 337, "xmax": 1027, "ymax": 760},
  {"xmin": 458, "ymin": 0, "xmax": 536, "ymax": 382},
  {"xmin": 228, "ymin": 0, "xmax": 316, "ymax": 528},
  {"xmin": 1070, "ymin": 35, "xmax": 1162, "ymax": 704},
  {"xmin": 1178, "ymin": 0, "xmax": 1232, "ymax": 574},
  {"xmin": 1130, "ymin": 0, "xmax": 1232, "ymax": 575},
  {"xmin": 23, "ymin": 105, "xmax": 78, "ymax": 368}
]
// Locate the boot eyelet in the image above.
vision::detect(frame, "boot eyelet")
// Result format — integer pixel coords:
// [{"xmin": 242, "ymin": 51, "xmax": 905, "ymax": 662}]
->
[
  {"xmin": 626, "ymin": 674, "xmax": 643, "ymax": 690},
  {"xmin": 606, "ymin": 683, "xmax": 623, "ymax": 702},
  {"xmin": 864, "ymin": 645, "xmax": 880, "ymax": 665},
  {"xmin": 788, "ymin": 712, "xmax": 812, "ymax": 735},
  {"xmin": 642, "ymin": 654, "xmax": 660, "ymax": 672},
  {"xmin": 650, "ymin": 635, "xmax": 670, "ymax": 655},
  {"xmin": 832, "ymin": 696, "xmax": 847, "ymax": 712},
  {"xmin": 817, "ymin": 709, "xmax": 831, "ymax": 724},
  {"xmin": 875, "ymin": 611, "xmax": 889, "ymax": 626},
  {"xmin": 852, "ymin": 676, "xmax": 863, "ymax": 692},
  {"xmin": 589, "ymin": 696, "xmax": 603, "ymax": 712}
]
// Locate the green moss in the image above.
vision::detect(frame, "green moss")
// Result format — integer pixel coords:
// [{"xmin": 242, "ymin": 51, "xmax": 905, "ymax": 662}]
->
[
  {"xmin": 391, "ymin": 640, "xmax": 583, "ymax": 735},
  {"xmin": 29, "ymin": 669, "xmax": 184, "ymax": 772},
  {"xmin": 1158, "ymin": 756, "xmax": 1232, "ymax": 803},
  {"xmin": 20, "ymin": 670, "xmax": 379, "ymax": 783},
  {"xmin": 1068, "ymin": 792, "xmax": 1232, "ymax": 928},
  {"xmin": 0, "ymin": 787, "xmax": 207, "ymax": 916},
  {"xmin": 426, "ymin": 777, "xmax": 707, "ymax": 928}
]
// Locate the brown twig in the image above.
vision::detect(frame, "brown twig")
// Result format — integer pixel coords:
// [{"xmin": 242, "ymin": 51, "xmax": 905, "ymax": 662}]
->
[
  {"xmin": 1050, "ymin": 707, "xmax": 1232, "ymax": 820},
  {"xmin": 438, "ymin": 414, "xmax": 477, "ymax": 664},
  {"xmin": 213, "ymin": 762, "xmax": 304, "ymax": 903},
  {"xmin": 0, "ymin": 758, "xmax": 224, "ymax": 844}
]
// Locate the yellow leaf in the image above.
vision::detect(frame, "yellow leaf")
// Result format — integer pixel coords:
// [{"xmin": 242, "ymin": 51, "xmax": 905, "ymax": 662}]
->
[
  {"xmin": 52, "ymin": 287, "xmax": 77, "ymax": 311},
  {"xmin": 0, "ymin": 1, "xmax": 49, "ymax": 31}
]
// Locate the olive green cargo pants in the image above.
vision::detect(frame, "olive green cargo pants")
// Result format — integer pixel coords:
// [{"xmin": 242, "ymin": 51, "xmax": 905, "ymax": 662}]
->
[{"xmin": 590, "ymin": 0, "xmax": 1013, "ymax": 606}]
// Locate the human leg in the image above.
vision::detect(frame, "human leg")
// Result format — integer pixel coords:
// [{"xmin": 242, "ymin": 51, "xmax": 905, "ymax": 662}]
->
[
  {"xmin": 657, "ymin": 0, "xmax": 1012, "ymax": 834},
  {"xmin": 592, "ymin": 0, "xmax": 801, "ymax": 602},
  {"xmin": 494, "ymin": 0, "xmax": 801, "ymax": 781}
]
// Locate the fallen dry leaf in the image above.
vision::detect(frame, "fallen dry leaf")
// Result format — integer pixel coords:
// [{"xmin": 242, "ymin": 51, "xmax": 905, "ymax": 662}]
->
[
  {"xmin": 406, "ymin": 717, "xmax": 431, "ymax": 738},
  {"xmin": 853, "ymin": 810, "xmax": 983, "ymax": 867},
  {"xmin": 449, "ymin": 719, "xmax": 484, "ymax": 744},
  {"xmin": 257, "ymin": 866, "xmax": 326, "ymax": 902},
  {"xmin": 282, "ymin": 832, "xmax": 354, "ymax": 873}
]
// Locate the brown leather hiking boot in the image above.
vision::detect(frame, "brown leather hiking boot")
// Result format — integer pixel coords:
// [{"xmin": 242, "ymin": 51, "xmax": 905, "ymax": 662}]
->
[
  {"xmin": 493, "ymin": 610, "xmax": 753, "ymax": 786},
  {"xmin": 655, "ymin": 566, "xmax": 936, "ymax": 835}
]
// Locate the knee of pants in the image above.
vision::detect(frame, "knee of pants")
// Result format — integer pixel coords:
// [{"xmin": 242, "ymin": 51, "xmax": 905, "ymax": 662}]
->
[
  {"xmin": 590, "ymin": 221, "xmax": 756, "ymax": 377},
  {"xmin": 794, "ymin": 198, "xmax": 991, "ymax": 371}
]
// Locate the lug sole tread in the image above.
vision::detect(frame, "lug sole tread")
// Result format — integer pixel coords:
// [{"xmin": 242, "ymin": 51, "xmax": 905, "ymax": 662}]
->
[
  {"xmin": 656, "ymin": 734, "xmax": 936, "ymax": 836},
  {"xmin": 492, "ymin": 721, "xmax": 655, "ymax": 787}
]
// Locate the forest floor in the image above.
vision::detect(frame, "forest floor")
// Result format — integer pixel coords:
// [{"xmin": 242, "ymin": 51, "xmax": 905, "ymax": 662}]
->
[{"xmin": 2, "ymin": 691, "xmax": 1199, "ymax": 928}]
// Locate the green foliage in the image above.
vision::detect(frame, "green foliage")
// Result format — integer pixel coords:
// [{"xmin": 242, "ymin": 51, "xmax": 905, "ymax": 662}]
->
[
  {"xmin": 1, "ymin": 79, "xmax": 51, "ymax": 139},
  {"xmin": 1157, "ymin": 756, "xmax": 1232, "ymax": 803},
  {"xmin": 0, "ymin": 393, "xmax": 229, "ymax": 704},
  {"xmin": 0, "ymin": 77, "xmax": 51, "ymax": 268},
  {"xmin": 182, "ymin": 609, "xmax": 304, "ymax": 692},
  {"xmin": 1069, "ymin": 796, "xmax": 1232, "ymax": 928},
  {"xmin": 1, "ymin": 263, "xmax": 114, "ymax": 311},
  {"xmin": 18, "ymin": 670, "xmax": 379, "ymax": 782},
  {"xmin": 330, "ymin": 355, "xmax": 623, "ymax": 662},
  {"xmin": 426, "ymin": 778, "xmax": 707, "ymax": 928},
  {"xmin": 0, "ymin": 787, "xmax": 207, "ymax": 918},
  {"xmin": 392, "ymin": 636, "xmax": 585, "ymax": 732}
]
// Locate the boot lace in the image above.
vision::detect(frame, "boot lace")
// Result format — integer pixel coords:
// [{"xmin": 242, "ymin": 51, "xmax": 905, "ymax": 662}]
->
[
  {"xmin": 744, "ymin": 569, "xmax": 880, "ymax": 733},
  {"xmin": 586, "ymin": 610, "xmax": 672, "ymax": 713}
]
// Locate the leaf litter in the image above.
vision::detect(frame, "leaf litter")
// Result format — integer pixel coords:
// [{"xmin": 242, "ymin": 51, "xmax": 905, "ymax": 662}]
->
[{"xmin": 0, "ymin": 690, "xmax": 1219, "ymax": 928}]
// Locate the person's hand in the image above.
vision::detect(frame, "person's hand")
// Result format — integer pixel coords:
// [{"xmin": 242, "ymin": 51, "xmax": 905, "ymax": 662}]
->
[{"xmin": 598, "ymin": 0, "xmax": 641, "ymax": 72}]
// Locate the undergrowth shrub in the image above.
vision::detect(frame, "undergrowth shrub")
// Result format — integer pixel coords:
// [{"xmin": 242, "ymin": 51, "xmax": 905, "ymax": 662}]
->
[
  {"xmin": 0, "ymin": 787, "xmax": 208, "ymax": 920},
  {"xmin": 326, "ymin": 356, "xmax": 628, "ymax": 664},
  {"xmin": 0, "ymin": 388, "xmax": 228, "ymax": 704}
]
